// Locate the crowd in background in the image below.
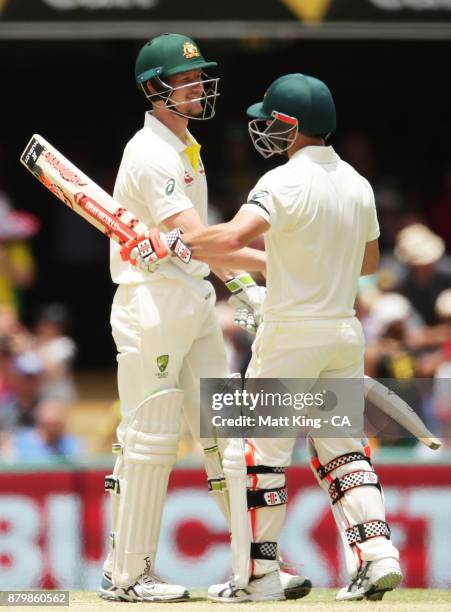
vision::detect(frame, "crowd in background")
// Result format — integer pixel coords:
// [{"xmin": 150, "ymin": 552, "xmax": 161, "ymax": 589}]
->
[
  {"xmin": 0, "ymin": 194, "xmax": 80, "ymax": 461},
  {"xmin": 0, "ymin": 130, "xmax": 451, "ymax": 463}
]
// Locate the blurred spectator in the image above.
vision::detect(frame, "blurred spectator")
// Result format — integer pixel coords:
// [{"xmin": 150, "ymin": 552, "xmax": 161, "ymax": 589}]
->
[
  {"xmin": 1, "ymin": 399, "xmax": 84, "ymax": 461},
  {"xmin": 0, "ymin": 303, "xmax": 34, "ymax": 355},
  {"xmin": 365, "ymin": 293, "xmax": 424, "ymax": 445},
  {"xmin": 394, "ymin": 224, "xmax": 451, "ymax": 325},
  {"xmin": 33, "ymin": 303, "xmax": 77, "ymax": 403},
  {"xmin": 431, "ymin": 289, "xmax": 451, "ymax": 444},
  {"xmin": 0, "ymin": 191, "xmax": 39, "ymax": 315},
  {"xmin": 0, "ymin": 335, "xmax": 14, "ymax": 404},
  {"xmin": 0, "ymin": 351, "xmax": 44, "ymax": 431}
]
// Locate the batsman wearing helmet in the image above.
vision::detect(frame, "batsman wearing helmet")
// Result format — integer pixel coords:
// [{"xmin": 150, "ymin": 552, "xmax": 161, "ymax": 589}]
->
[
  {"xmin": 141, "ymin": 73, "xmax": 403, "ymax": 602},
  {"xmin": 99, "ymin": 35, "xmax": 307, "ymax": 603}
]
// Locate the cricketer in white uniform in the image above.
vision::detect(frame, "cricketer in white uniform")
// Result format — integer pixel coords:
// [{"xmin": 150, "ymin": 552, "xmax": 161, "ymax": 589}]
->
[
  {"xmin": 100, "ymin": 35, "xmax": 306, "ymax": 604},
  {"xmin": 100, "ymin": 34, "xmax": 232, "ymax": 603},
  {"xmin": 172, "ymin": 73, "xmax": 403, "ymax": 602}
]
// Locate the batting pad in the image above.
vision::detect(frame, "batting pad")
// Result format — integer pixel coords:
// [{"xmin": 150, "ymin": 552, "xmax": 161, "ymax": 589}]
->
[
  {"xmin": 308, "ymin": 440, "xmax": 398, "ymax": 579},
  {"xmin": 204, "ymin": 441, "xmax": 231, "ymax": 525},
  {"xmin": 103, "ymin": 452, "xmax": 123, "ymax": 576},
  {"xmin": 220, "ymin": 437, "xmax": 252, "ymax": 588},
  {"xmin": 112, "ymin": 389, "xmax": 183, "ymax": 587}
]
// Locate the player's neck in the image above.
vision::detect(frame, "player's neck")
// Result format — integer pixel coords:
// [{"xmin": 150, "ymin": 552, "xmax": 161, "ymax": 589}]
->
[
  {"xmin": 153, "ymin": 108, "xmax": 190, "ymax": 142},
  {"xmin": 288, "ymin": 134, "xmax": 325, "ymax": 159}
]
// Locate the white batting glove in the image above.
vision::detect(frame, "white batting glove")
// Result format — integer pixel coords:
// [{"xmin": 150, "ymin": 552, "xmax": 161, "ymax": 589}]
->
[
  {"xmin": 225, "ymin": 274, "xmax": 266, "ymax": 335},
  {"xmin": 233, "ymin": 306, "xmax": 259, "ymax": 335}
]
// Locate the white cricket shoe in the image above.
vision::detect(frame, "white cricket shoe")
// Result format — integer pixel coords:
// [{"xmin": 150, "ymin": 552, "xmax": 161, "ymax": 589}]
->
[
  {"xmin": 336, "ymin": 557, "xmax": 403, "ymax": 602},
  {"xmin": 98, "ymin": 572, "xmax": 189, "ymax": 602},
  {"xmin": 208, "ymin": 570, "xmax": 285, "ymax": 603},
  {"xmin": 279, "ymin": 569, "xmax": 312, "ymax": 600}
]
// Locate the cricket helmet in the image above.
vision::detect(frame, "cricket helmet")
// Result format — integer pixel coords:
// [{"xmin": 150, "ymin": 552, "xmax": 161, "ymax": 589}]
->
[
  {"xmin": 247, "ymin": 73, "xmax": 336, "ymax": 158},
  {"xmin": 135, "ymin": 33, "xmax": 219, "ymax": 120}
]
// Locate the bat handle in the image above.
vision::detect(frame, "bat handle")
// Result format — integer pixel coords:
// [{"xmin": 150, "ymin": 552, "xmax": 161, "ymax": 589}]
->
[
  {"xmin": 120, "ymin": 238, "xmax": 138, "ymax": 264},
  {"xmin": 121, "ymin": 238, "xmax": 211, "ymax": 300}
]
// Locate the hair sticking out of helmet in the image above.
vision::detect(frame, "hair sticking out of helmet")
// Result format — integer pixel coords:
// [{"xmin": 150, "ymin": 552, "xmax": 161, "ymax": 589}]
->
[
  {"xmin": 248, "ymin": 111, "xmax": 299, "ymax": 159},
  {"xmin": 135, "ymin": 33, "xmax": 219, "ymax": 121}
]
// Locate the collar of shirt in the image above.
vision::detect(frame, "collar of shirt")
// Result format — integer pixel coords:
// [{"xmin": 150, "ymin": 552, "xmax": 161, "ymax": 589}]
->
[
  {"xmin": 292, "ymin": 145, "xmax": 340, "ymax": 164},
  {"xmin": 144, "ymin": 112, "xmax": 201, "ymax": 170}
]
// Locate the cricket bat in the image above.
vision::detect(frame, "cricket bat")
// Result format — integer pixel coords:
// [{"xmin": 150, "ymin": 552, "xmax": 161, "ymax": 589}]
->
[
  {"xmin": 364, "ymin": 376, "xmax": 442, "ymax": 450},
  {"xmin": 20, "ymin": 134, "xmax": 210, "ymax": 298}
]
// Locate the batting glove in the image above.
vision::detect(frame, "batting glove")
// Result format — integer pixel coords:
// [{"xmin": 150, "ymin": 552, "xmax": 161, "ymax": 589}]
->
[
  {"xmin": 120, "ymin": 228, "xmax": 192, "ymax": 273},
  {"xmin": 225, "ymin": 273, "xmax": 266, "ymax": 335}
]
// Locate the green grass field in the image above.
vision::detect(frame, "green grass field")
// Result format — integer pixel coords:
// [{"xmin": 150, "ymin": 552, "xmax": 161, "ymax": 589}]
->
[{"xmin": 13, "ymin": 589, "xmax": 450, "ymax": 611}]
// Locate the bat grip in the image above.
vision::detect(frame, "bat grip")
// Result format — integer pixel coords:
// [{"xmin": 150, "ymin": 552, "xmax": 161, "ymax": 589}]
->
[
  {"xmin": 120, "ymin": 237, "xmax": 138, "ymax": 264},
  {"xmin": 120, "ymin": 229, "xmax": 170, "ymax": 264}
]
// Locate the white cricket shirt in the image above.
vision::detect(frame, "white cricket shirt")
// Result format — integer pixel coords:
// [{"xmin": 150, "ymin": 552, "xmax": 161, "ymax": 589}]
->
[
  {"xmin": 241, "ymin": 146, "xmax": 380, "ymax": 320},
  {"xmin": 110, "ymin": 112, "xmax": 209, "ymax": 284}
]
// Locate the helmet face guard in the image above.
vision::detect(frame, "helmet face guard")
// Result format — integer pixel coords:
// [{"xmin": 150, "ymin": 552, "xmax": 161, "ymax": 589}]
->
[
  {"xmin": 248, "ymin": 111, "xmax": 298, "ymax": 158},
  {"xmin": 140, "ymin": 72, "xmax": 219, "ymax": 120}
]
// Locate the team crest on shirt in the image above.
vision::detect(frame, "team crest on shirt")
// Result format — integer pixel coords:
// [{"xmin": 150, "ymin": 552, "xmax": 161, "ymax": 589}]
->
[
  {"xmin": 184, "ymin": 172, "xmax": 194, "ymax": 186},
  {"xmin": 156, "ymin": 354, "xmax": 169, "ymax": 378},
  {"xmin": 183, "ymin": 42, "xmax": 200, "ymax": 59}
]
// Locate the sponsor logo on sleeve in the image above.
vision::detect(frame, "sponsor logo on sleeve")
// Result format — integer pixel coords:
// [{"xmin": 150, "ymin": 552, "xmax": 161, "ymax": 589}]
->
[
  {"xmin": 248, "ymin": 190, "xmax": 270, "ymax": 215},
  {"xmin": 165, "ymin": 178, "xmax": 176, "ymax": 196}
]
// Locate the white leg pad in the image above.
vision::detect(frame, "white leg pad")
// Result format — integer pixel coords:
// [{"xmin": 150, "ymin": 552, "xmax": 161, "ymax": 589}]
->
[
  {"xmin": 308, "ymin": 440, "xmax": 399, "ymax": 579},
  {"xmin": 103, "ymin": 451, "xmax": 123, "ymax": 576},
  {"xmin": 219, "ymin": 437, "xmax": 251, "ymax": 588},
  {"xmin": 203, "ymin": 441, "xmax": 231, "ymax": 525},
  {"xmin": 112, "ymin": 389, "xmax": 183, "ymax": 588}
]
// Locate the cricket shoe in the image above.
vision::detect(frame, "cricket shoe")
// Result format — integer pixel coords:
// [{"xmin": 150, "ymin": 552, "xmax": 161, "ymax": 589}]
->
[
  {"xmin": 98, "ymin": 572, "xmax": 189, "ymax": 602},
  {"xmin": 279, "ymin": 569, "xmax": 312, "ymax": 600},
  {"xmin": 336, "ymin": 557, "xmax": 403, "ymax": 602},
  {"xmin": 208, "ymin": 570, "xmax": 285, "ymax": 603}
]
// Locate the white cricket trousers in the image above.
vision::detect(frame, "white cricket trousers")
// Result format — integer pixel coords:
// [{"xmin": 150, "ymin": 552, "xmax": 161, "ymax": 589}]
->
[
  {"xmin": 246, "ymin": 317, "xmax": 398, "ymax": 577},
  {"xmin": 111, "ymin": 276, "xmax": 228, "ymax": 444}
]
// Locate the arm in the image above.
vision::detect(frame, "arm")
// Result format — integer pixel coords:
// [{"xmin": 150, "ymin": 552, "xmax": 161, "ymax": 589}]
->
[
  {"xmin": 201, "ymin": 248, "xmax": 266, "ymax": 275},
  {"xmin": 361, "ymin": 239, "xmax": 380, "ymax": 276},
  {"xmin": 163, "ymin": 208, "xmax": 267, "ymax": 274},
  {"xmin": 181, "ymin": 210, "xmax": 270, "ymax": 258}
]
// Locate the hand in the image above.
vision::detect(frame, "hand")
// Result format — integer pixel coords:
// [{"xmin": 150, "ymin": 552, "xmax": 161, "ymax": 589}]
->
[
  {"xmin": 120, "ymin": 228, "xmax": 192, "ymax": 273},
  {"xmin": 231, "ymin": 304, "xmax": 260, "ymax": 335},
  {"xmin": 225, "ymin": 274, "xmax": 266, "ymax": 335}
]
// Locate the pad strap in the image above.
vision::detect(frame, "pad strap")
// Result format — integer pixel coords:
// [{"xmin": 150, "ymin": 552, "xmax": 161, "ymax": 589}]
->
[
  {"xmin": 247, "ymin": 466, "xmax": 285, "ymax": 475},
  {"xmin": 247, "ymin": 487, "xmax": 288, "ymax": 509},
  {"xmin": 329, "ymin": 470, "xmax": 380, "ymax": 504},
  {"xmin": 208, "ymin": 476, "xmax": 227, "ymax": 493},
  {"xmin": 346, "ymin": 520, "xmax": 391, "ymax": 546},
  {"xmin": 250, "ymin": 542, "xmax": 277, "ymax": 561},
  {"xmin": 105, "ymin": 475, "xmax": 120, "ymax": 494},
  {"xmin": 317, "ymin": 452, "xmax": 371, "ymax": 480}
]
